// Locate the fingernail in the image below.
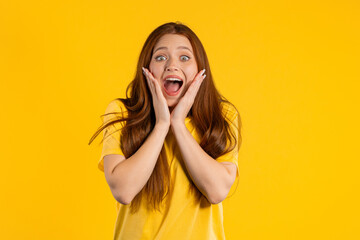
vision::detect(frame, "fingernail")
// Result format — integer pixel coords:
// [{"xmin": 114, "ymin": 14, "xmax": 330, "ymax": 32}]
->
[
  {"xmin": 203, "ymin": 74, "xmax": 206, "ymax": 79},
  {"xmin": 202, "ymin": 69, "xmax": 206, "ymax": 75}
]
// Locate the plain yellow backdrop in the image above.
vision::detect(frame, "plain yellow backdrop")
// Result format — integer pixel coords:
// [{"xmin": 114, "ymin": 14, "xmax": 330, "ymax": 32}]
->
[{"xmin": 1, "ymin": 0, "xmax": 359, "ymax": 239}]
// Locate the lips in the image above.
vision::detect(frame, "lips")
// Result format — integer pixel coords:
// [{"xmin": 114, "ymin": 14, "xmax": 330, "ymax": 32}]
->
[
  {"xmin": 162, "ymin": 75, "xmax": 184, "ymax": 83},
  {"xmin": 162, "ymin": 75, "xmax": 184, "ymax": 96}
]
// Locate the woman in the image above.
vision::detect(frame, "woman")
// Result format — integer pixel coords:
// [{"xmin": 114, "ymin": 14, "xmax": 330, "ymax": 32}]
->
[{"xmin": 89, "ymin": 21, "xmax": 242, "ymax": 239}]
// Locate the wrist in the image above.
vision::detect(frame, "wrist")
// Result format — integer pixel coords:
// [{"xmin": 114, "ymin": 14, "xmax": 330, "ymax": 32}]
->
[
  {"xmin": 155, "ymin": 122, "xmax": 170, "ymax": 133},
  {"xmin": 171, "ymin": 120, "xmax": 186, "ymax": 130}
]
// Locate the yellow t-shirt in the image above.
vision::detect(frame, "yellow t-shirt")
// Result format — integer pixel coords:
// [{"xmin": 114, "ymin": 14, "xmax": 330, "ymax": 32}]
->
[{"xmin": 98, "ymin": 99, "xmax": 240, "ymax": 240}]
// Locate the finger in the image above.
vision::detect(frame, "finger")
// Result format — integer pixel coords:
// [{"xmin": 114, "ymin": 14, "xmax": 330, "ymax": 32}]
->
[
  {"xmin": 146, "ymin": 69, "xmax": 163, "ymax": 97},
  {"xmin": 145, "ymin": 69, "xmax": 157, "ymax": 92},
  {"xmin": 187, "ymin": 70, "xmax": 206, "ymax": 98},
  {"xmin": 193, "ymin": 68, "xmax": 206, "ymax": 83},
  {"xmin": 143, "ymin": 68, "xmax": 167, "ymax": 106},
  {"xmin": 189, "ymin": 69, "xmax": 206, "ymax": 91},
  {"xmin": 194, "ymin": 71, "xmax": 206, "ymax": 89},
  {"xmin": 152, "ymin": 78, "xmax": 162, "ymax": 96},
  {"xmin": 143, "ymin": 67, "xmax": 156, "ymax": 96}
]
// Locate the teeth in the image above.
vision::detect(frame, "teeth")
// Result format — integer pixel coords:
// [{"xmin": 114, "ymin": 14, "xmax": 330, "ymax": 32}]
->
[{"xmin": 165, "ymin": 77, "xmax": 182, "ymax": 82}]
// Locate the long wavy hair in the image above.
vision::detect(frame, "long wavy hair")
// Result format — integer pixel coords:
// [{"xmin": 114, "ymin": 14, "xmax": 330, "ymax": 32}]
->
[{"xmin": 89, "ymin": 21, "xmax": 242, "ymax": 214}]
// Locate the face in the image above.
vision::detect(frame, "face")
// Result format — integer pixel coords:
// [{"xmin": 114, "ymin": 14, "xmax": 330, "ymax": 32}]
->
[{"xmin": 149, "ymin": 33, "xmax": 198, "ymax": 109}]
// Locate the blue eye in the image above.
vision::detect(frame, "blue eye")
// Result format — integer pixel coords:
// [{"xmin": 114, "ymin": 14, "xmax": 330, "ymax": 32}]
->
[
  {"xmin": 155, "ymin": 55, "xmax": 166, "ymax": 61},
  {"xmin": 155, "ymin": 55, "xmax": 190, "ymax": 61},
  {"xmin": 181, "ymin": 55, "xmax": 190, "ymax": 61}
]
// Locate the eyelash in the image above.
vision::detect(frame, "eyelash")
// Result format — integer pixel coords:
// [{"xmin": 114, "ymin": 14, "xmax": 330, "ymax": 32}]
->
[{"xmin": 154, "ymin": 55, "xmax": 190, "ymax": 61}]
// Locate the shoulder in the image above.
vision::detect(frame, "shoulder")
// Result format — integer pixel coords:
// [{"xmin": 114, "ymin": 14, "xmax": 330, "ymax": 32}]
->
[
  {"xmin": 105, "ymin": 99, "xmax": 126, "ymax": 113},
  {"xmin": 103, "ymin": 99, "xmax": 128, "ymax": 123},
  {"xmin": 220, "ymin": 101, "xmax": 239, "ymax": 122}
]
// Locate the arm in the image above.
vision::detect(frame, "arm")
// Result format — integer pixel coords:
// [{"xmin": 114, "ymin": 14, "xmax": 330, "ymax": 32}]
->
[
  {"xmin": 106, "ymin": 123, "xmax": 169, "ymax": 205},
  {"xmin": 171, "ymin": 122, "xmax": 237, "ymax": 204}
]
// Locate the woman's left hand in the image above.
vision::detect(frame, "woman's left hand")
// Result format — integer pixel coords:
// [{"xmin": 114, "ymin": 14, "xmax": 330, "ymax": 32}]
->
[{"xmin": 170, "ymin": 69, "xmax": 206, "ymax": 126}]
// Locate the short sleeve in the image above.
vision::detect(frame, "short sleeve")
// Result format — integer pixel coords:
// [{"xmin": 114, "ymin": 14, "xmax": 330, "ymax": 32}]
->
[
  {"xmin": 98, "ymin": 100, "xmax": 127, "ymax": 172},
  {"xmin": 216, "ymin": 103, "xmax": 241, "ymax": 195}
]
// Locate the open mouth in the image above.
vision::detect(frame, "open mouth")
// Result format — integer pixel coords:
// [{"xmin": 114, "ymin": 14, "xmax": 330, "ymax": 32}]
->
[{"xmin": 163, "ymin": 76, "xmax": 184, "ymax": 96}]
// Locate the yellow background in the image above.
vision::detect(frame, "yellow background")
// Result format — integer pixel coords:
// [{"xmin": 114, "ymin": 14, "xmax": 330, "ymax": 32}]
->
[{"xmin": 1, "ymin": 0, "xmax": 359, "ymax": 239}]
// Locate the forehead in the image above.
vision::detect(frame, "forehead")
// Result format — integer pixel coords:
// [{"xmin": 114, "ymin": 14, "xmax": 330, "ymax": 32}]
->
[{"xmin": 154, "ymin": 34, "xmax": 193, "ymax": 51}]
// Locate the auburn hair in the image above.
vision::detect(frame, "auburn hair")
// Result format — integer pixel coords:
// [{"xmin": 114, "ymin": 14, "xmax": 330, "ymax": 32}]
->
[{"xmin": 89, "ymin": 21, "xmax": 242, "ymax": 214}]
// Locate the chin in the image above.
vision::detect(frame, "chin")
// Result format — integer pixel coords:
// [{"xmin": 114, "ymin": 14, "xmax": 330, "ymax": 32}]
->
[{"xmin": 166, "ymin": 99, "xmax": 179, "ymax": 108}]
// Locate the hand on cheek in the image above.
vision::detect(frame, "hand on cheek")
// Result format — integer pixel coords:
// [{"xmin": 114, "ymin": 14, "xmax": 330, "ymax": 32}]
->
[
  {"xmin": 142, "ymin": 67, "xmax": 171, "ymax": 128},
  {"xmin": 170, "ymin": 69, "xmax": 206, "ymax": 126}
]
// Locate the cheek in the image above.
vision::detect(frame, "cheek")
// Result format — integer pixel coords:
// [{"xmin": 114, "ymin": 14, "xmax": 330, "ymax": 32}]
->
[
  {"xmin": 184, "ymin": 64, "xmax": 198, "ymax": 79},
  {"xmin": 149, "ymin": 64, "xmax": 162, "ymax": 80},
  {"xmin": 185, "ymin": 70, "xmax": 198, "ymax": 83}
]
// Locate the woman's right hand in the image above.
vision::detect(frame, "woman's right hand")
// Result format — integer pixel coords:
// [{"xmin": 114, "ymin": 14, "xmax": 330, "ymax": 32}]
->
[{"xmin": 142, "ymin": 67, "xmax": 170, "ymax": 129}]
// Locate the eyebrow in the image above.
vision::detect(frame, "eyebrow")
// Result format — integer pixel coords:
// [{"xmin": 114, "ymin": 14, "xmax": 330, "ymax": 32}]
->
[{"xmin": 153, "ymin": 46, "xmax": 193, "ymax": 54}]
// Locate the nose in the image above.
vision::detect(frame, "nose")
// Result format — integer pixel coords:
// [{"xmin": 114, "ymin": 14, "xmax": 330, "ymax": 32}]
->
[{"xmin": 165, "ymin": 58, "xmax": 179, "ymax": 72}]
